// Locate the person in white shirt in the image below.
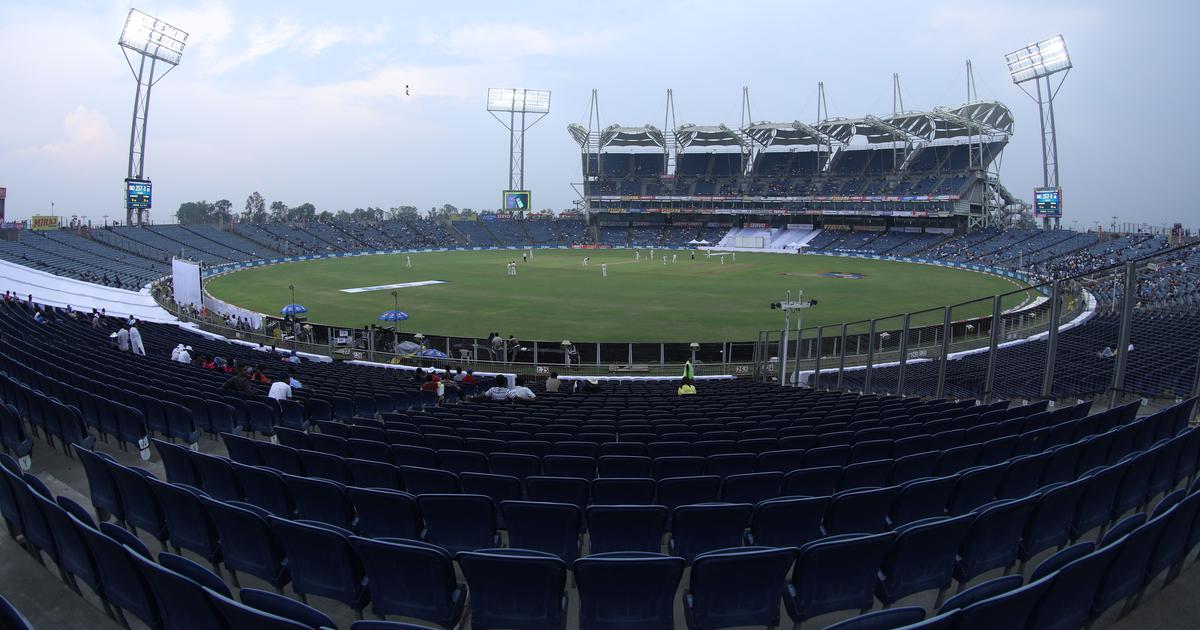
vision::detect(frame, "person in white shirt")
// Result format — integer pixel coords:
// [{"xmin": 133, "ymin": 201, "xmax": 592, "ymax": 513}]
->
[
  {"xmin": 176, "ymin": 346, "xmax": 192, "ymax": 364},
  {"xmin": 171, "ymin": 344, "xmax": 184, "ymax": 362},
  {"xmin": 268, "ymin": 374, "xmax": 293, "ymax": 400},
  {"xmin": 601, "ymin": 263, "xmax": 608, "ymax": 277},
  {"xmin": 406, "ymin": 255, "xmax": 412, "ymax": 268},
  {"xmin": 470, "ymin": 375, "xmax": 513, "ymax": 402},
  {"xmin": 116, "ymin": 327, "xmax": 130, "ymax": 351},
  {"xmin": 508, "ymin": 376, "xmax": 537, "ymax": 402},
  {"xmin": 583, "ymin": 257, "xmax": 589, "ymax": 267},
  {"xmin": 128, "ymin": 322, "xmax": 145, "ymax": 356},
  {"xmin": 672, "ymin": 253, "xmax": 677, "ymax": 264}
]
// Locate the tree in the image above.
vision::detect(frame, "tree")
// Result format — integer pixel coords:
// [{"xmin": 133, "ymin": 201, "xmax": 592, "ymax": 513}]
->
[
  {"xmin": 243, "ymin": 192, "xmax": 266, "ymax": 223},
  {"xmin": 269, "ymin": 201, "xmax": 290, "ymax": 222},
  {"xmin": 288, "ymin": 202, "xmax": 316, "ymax": 222},
  {"xmin": 213, "ymin": 199, "xmax": 233, "ymax": 224},
  {"xmin": 317, "ymin": 210, "xmax": 334, "ymax": 222},
  {"xmin": 388, "ymin": 205, "xmax": 418, "ymax": 219},
  {"xmin": 176, "ymin": 201, "xmax": 214, "ymax": 224}
]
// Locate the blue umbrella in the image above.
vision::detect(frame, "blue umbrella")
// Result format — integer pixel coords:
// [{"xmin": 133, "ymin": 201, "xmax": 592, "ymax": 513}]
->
[
  {"xmin": 417, "ymin": 348, "xmax": 448, "ymax": 359},
  {"xmin": 377, "ymin": 310, "xmax": 409, "ymax": 322},
  {"xmin": 280, "ymin": 303, "xmax": 307, "ymax": 316}
]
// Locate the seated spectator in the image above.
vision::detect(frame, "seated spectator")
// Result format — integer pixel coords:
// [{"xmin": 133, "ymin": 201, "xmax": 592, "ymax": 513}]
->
[
  {"xmin": 471, "ymin": 375, "xmax": 513, "ymax": 402},
  {"xmin": 268, "ymin": 373, "xmax": 293, "ymax": 400},
  {"xmin": 201, "ymin": 356, "xmax": 217, "ymax": 370},
  {"xmin": 287, "ymin": 367, "xmax": 302, "ymax": 389},
  {"xmin": 462, "ymin": 369, "xmax": 477, "ymax": 385},
  {"xmin": 677, "ymin": 377, "xmax": 697, "ymax": 396},
  {"xmin": 508, "ymin": 376, "xmax": 536, "ymax": 402},
  {"xmin": 251, "ymin": 365, "xmax": 270, "ymax": 385},
  {"xmin": 545, "ymin": 371, "xmax": 561, "ymax": 393},
  {"xmin": 222, "ymin": 366, "xmax": 257, "ymax": 398},
  {"xmin": 420, "ymin": 374, "xmax": 441, "ymax": 399}
]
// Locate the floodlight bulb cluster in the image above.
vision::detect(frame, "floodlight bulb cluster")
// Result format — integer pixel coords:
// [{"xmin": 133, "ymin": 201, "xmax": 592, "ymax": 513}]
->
[
  {"xmin": 487, "ymin": 88, "xmax": 552, "ymax": 114},
  {"xmin": 1005, "ymin": 35, "xmax": 1071, "ymax": 84},
  {"xmin": 119, "ymin": 8, "xmax": 188, "ymax": 66}
]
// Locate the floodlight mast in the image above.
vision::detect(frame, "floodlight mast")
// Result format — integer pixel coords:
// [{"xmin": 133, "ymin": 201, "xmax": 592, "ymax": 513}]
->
[
  {"xmin": 1005, "ymin": 35, "xmax": 1071, "ymax": 229},
  {"xmin": 118, "ymin": 8, "xmax": 187, "ymax": 225},
  {"xmin": 487, "ymin": 88, "xmax": 551, "ymax": 193}
]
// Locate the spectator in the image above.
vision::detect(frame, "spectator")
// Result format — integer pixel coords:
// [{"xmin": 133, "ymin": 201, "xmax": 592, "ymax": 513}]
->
[
  {"xmin": 222, "ymin": 366, "xmax": 257, "ymax": 398},
  {"xmin": 175, "ymin": 345, "xmax": 192, "ymax": 364},
  {"xmin": 545, "ymin": 371, "xmax": 561, "ymax": 393},
  {"xmin": 471, "ymin": 375, "xmax": 513, "ymax": 402},
  {"xmin": 171, "ymin": 344, "xmax": 185, "ymax": 362},
  {"xmin": 452, "ymin": 367, "xmax": 466, "ymax": 383},
  {"xmin": 251, "ymin": 365, "xmax": 270, "ymax": 385},
  {"xmin": 129, "ymin": 321, "xmax": 146, "ymax": 356},
  {"xmin": 268, "ymin": 373, "xmax": 293, "ymax": 400},
  {"xmin": 462, "ymin": 369, "xmax": 477, "ymax": 385},
  {"xmin": 201, "ymin": 355, "xmax": 217, "ymax": 370},
  {"xmin": 508, "ymin": 376, "xmax": 537, "ymax": 402},
  {"xmin": 582, "ymin": 377, "xmax": 603, "ymax": 394},
  {"xmin": 677, "ymin": 377, "xmax": 697, "ymax": 396},
  {"xmin": 287, "ymin": 367, "xmax": 302, "ymax": 389},
  {"xmin": 116, "ymin": 326, "xmax": 130, "ymax": 352},
  {"xmin": 420, "ymin": 374, "xmax": 442, "ymax": 401}
]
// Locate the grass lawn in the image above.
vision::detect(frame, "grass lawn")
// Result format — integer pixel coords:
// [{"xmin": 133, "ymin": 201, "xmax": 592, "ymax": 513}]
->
[{"xmin": 205, "ymin": 249, "xmax": 1030, "ymax": 343}]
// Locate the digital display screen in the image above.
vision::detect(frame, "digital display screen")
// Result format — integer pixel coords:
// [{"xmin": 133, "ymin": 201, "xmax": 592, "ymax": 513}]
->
[
  {"xmin": 503, "ymin": 190, "xmax": 530, "ymax": 210},
  {"xmin": 1034, "ymin": 187, "xmax": 1061, "ymax": 217},
  {"xmin": 126, "ymin": 179, "xmax": 152, "ymax": 210}
]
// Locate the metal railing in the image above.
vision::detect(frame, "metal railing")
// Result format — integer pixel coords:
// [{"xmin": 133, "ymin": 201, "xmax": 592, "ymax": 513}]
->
[{"xmin": 753, "ymin": 245, "xmax": 1200, "ymax": 410}]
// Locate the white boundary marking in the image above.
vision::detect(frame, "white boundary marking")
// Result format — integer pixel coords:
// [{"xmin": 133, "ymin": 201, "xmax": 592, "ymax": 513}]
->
[{"xmin": 340, "ymin": 280, "xmax": 447, "ymax": 294}]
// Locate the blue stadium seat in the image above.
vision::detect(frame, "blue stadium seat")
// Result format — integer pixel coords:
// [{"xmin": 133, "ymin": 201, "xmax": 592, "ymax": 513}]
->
[
  {"xmin": 785, "ymin": 532, "xmax": 895, "ymax": 624},
  {"xmin": 349, "ymin": 537, "xmax": 467, "ymax": 628},
  {"xmin": 586, "ymin": 504, "xmax": 668, "ymax": 554},
  {"xmin": 574, "ymin": 551, "xmax": 686, "ymax": 630},
  {"xmin": 267, "ymin": 517, "xmax": 370, "ymax": 616},
  {"xmin": 199, "ymin": 497, "xmax": 290, "ymax": 591},
  {"xmin": 501, "ymin": 500, "xmax": 583, "ymax": 562},
  {"xmin": 417, "ymin": 494, "xmax": 499, "ymax": 553},
  {"xmin": 457, "ymin": 548, "xmax": 568, "ymax": 630},
  {"xmin": 668, "ymin": 503, "xmax": 753, "ymax": 562},
  {"xmin": 684, "ymin": 546, "xmax": 794, "ymax": 630}
]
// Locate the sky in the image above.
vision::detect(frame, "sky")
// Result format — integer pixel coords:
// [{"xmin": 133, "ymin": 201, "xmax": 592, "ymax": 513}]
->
[{"xmin": 0, "ymin": 0, "xmax": 1196, "ymax": 230}]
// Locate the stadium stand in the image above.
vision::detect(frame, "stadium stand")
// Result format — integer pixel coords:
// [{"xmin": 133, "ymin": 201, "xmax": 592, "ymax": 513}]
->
[{"xmin": 0, "ymin": 290, "xmax": 1198, "ymax": 628}]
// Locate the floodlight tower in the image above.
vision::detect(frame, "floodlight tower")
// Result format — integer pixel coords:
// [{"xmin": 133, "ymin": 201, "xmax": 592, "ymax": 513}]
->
[
  {"xmin": 487, "ymin": 88, "xmax": 551, "ymax": 195},
  {"xmin": 118, "ymin": 8, "xmax": 188, "ymax": 226},
  {"xmin": 1005, "ymin": 35, "xmax": 1071, "ymax": 230}
]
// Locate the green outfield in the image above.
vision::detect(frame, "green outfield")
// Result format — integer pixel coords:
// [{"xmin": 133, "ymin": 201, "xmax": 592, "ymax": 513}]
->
[{"xmin": 204, "ymin": 249, "xmax": 1031, "ymax": 342}]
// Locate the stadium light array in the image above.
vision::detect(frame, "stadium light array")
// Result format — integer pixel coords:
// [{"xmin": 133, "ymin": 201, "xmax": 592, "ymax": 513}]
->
[
  {"xmin": 487, "ymin": 88, "xmax": 551, "ymax": 114},
  {"xmin": 118, "ymin": 8, "xmax": 188, "ymax": 226},
  {"xmin": 486, "ymin": 88, "xmax": 552, "ymax": 194},
  {"xmin": 119, "ymin": 9, "xmax": 188, "ymax": 67},
  {"xmin": 1004, "ymin": 35, "xmax": 1072, "ymax": 229},
  {"xmin": 1005, "ymin": 35, "xmax": 1071, "ymax": 85}
]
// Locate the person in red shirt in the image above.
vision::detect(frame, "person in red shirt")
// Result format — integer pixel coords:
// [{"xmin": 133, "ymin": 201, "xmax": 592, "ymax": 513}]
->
[{"xmin": 462, "ymin": 370, "xmax": 477, "ymax": 385}]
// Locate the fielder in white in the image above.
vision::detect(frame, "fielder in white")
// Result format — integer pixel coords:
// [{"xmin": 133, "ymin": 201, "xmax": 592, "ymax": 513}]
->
[
  {"xmin": 601, "ymin": 263, "xmax": 608, "ymax": 277},
  {"xmin": 583, "ymin": 257, "xmax": 590, "ymax": 267},
  {"xmin": 405, "ymin": 256, "xmax": 412, "ymax": 268},
  {"xmin": 635, "ymin": 250, "xmax": 640, "ymax": 261},
  {"xmin": 672, "ymin": 254, "xmax": 677, "ymax": 264}
]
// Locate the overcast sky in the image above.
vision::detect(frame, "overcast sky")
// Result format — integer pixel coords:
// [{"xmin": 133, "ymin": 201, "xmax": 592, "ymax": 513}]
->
[{"xmin": 1, "ymin": 0, "xmax": 1196, "ymax": 229}]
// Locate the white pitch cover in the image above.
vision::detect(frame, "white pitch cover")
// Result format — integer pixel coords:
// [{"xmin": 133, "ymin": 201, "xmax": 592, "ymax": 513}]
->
[{"xmin": 172, "ymin": 258, "xmax": 203, "ymax": 308}]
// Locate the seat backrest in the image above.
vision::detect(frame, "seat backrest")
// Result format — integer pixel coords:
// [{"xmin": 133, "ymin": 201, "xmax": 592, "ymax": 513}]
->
[
  {"xmin": 585, "ymin": 505, "xmax": 669, "ymax": 554},
  {"xmin": 349, "ymin": 537, "xmax": 464, "ymax": 627},
  {"xmin": 669, "ymin": 503, "xmax": 754, "ymax": 562},
  {"xmin": 687, "ymin": 546, "xmax": 795, "ymax": 629},
  {"xmin": 267, "ymin": 517, "xmax": 367, "ymax": 609},
  {"xmin": 790, "ymin": 532, "xmax": 896, "ymax": 622},
  {"xmin": 500, "ymin": 501, "xmax": 584, "ymax": 562},
  {"xmin": 574, "ymin": 551, "xmax": 686, "ymax": 630},
  {"xmin": 457, "ymin": 549, "xmax": 568, "ymax": 630},
  {"xmin": 416, "ymin": 494, "xmax": 498, "ymax": 554}
]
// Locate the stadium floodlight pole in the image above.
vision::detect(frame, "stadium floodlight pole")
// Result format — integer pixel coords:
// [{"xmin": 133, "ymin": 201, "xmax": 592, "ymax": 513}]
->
[
  {"xmin": 771, "ymin": 291, "xmax": 818, "ymax": 387},
  {"xmin": 119, "ymin": 8, "xmax": 187, "ymax": 226},
  {"xmin": 487, "ymin": 88, "xmax": 551, "ymax": 192},
  {"xmin": 1005, "ymin": 35, "xmax": 1071, "ymax": 230}
]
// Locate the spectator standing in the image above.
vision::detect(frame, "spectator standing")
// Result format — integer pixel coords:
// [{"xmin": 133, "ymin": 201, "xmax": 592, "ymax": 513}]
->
[{"xmin": 129, "ymin": 321, "xmax": 146, "ymax": 356}]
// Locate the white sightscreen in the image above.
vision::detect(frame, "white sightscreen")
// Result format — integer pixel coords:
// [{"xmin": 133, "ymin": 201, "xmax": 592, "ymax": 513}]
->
[{"xmin": 172, "ymin": 258, "xmax": 202, "ymax": 308}]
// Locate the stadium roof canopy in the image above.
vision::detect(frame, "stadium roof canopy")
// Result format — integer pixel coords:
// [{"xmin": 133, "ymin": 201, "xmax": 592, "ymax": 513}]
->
[
  {"xmin": 568, "ymin": 123, "xmax": 666, "ymax": 150},
  {"xmin": 570, "ymin": 100, "xmax": 1013, "ymax": 150},
  {"xmin": 674, "ymin": 124, "xmax": 749, "ymax": 150},
  {"xmin": 742, "ymin": 122, "xmax": 835, "ymax": 149}
]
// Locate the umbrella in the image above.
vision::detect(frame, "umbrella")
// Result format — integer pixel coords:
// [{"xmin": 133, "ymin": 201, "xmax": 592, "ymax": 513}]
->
[
  {"xmin": 417, "ymin": 348, "xmax": 448, "ymax": 359},
  {"xmin": 377, "ymin": 310, "xmax": 409, "ymax": 322},
  {"xmin": 279, "ymin": 303, "xmax": 307, "ymax": 316}
]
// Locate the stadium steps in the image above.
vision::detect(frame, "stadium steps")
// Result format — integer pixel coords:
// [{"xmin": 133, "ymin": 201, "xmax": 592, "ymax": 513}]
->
[
  {"xmin": 327, "ymin": 221, "xmax": 373, "ymax": 249},
  {"xmin": 180, "ymin": 225, "xmax": 260, "ymax": 259},
  {"xmin": 88, "ymin": 228, "xmax": 172, "ymax": 263},
  {"xmin": 232, "ymin": 224, "xmax": 290, "ymax": 255}
]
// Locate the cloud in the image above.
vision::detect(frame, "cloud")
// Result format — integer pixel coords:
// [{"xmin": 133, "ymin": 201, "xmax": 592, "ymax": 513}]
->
[
  {"xmin": 17, "ymin": 106, "xmax": 121, "ymax": 160},
  {"xmin": 430, "ymin": 23, "xmax": 615, "ymax": 62}
]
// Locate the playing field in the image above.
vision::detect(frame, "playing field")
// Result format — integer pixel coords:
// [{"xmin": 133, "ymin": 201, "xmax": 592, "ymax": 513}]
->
[{"xmin": 205, "ymin": 250, "xmax": 1031, "ymax": 342}]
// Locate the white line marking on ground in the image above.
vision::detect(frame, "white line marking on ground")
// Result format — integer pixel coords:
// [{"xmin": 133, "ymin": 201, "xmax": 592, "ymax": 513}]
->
[{"xmin": 340, "ymin": 280, "xmax": 448, "ymax": 293}]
